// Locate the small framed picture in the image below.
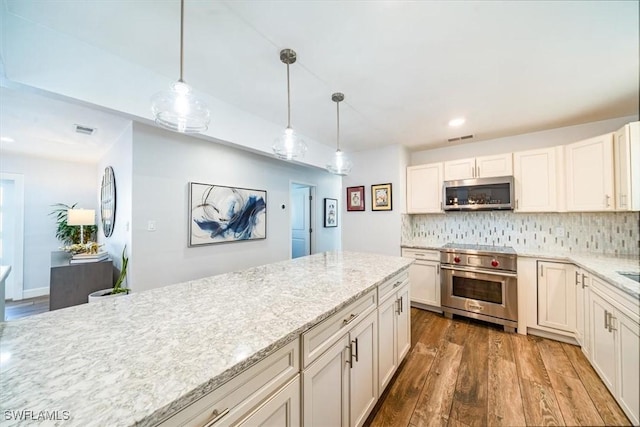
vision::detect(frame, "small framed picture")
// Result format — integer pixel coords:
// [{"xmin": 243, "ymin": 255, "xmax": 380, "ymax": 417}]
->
[
  {"xmin": 346, "ymin": 186, "xmax": 365, "ymax": 211},
  {"xmin": 371, "ymin": 183, "xmax": 392, "ymax": 211},
  {"xmin": 324, "ymin": 198, "xmax": 338, "ymax": 227}
]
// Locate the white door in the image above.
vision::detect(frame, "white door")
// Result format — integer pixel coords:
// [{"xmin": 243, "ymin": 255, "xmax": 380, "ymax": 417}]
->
[
  {"xmin": 0, "ymin": 174, "xmax": 24, "ymax": 301},
  {"xmin": 291, "ymin": 185, "xmax": 311, "ymax": 259}
]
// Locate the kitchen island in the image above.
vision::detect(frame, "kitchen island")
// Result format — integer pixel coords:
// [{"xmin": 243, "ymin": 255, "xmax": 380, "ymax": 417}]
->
[{"xmin": 0, "ymin": 252, "xmax": 412, "ymax": 426}]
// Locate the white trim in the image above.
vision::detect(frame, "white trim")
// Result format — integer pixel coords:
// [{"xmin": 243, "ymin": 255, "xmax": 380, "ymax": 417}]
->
[
  {"xmin": 0, "ymin": 172, "xmax": 25, "ymax": 300},
  {"xmin": 22, "ymin": 286, "xmax": 49, "ymax": 299}
]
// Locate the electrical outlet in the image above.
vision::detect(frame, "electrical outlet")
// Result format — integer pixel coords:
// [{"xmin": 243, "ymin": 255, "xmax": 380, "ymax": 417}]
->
[
  {"xmin": 147, "ymin": 220, "xmax": 156, "ymax": 232},
  {"xmin": 555, "ymin": 227, "xmax": 565, "ymax": 237}
]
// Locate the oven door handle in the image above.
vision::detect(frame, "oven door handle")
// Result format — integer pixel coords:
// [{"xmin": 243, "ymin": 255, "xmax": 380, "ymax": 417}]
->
[{"xmin": 441, "ymin": 265, "xmax": 518, "ymax": 278}]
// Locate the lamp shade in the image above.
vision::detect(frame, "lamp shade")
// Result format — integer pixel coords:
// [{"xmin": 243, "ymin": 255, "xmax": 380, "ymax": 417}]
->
[{"xmin": 67, "ymin": 209, "xmax": 95, "ymax": 226}]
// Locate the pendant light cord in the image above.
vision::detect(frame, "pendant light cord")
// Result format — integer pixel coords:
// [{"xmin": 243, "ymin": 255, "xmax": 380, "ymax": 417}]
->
[
  {"xmin": 286, "ymin": 63, "xmax": 291, "ymax": 128},
  {"xmin": 336, "ymin": 100, "xmax": 341, "ymax": 151},
  {"xmin": 179, "ymin": 0, "xmax": 185, "ymax": 83}
]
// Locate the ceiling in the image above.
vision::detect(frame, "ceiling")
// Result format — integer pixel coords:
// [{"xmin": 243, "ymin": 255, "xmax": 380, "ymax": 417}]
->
[{"xmin": 1, "ymin": 0, "xmax": 638, "ymax": 159}]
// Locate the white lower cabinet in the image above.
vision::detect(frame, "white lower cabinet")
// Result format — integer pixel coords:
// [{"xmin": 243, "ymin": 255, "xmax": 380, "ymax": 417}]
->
[
  {"xmin": 236, "ymin": 376, "xmax": 300, "ymax": 427},
  {"xmin": 574, "ymin": 268, "xmax": 591, "ymax": 355},
  {"xmin": 401, "ymin": 248, "xmax": 440, "ymax": 309},
  {"xmin": 589, "ymin": 280, "xmax": 640, "ymax": 425},
  {"xmin": 537, "ymin": 261, "xmax": 576, "ymax": 334},
  {"xmin": 378, "ymin": 282, "xmax": 411, "ymax": 392}
]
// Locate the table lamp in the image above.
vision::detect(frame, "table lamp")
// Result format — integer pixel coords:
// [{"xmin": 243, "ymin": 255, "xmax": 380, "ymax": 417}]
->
[{"xmin": 67, "ymin": 209, "xmax": 95, "ymax": 245}]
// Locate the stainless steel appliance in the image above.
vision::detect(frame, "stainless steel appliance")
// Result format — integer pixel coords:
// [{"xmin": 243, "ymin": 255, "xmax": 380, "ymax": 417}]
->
[
  {"xmin": 440, "ymin": 243, "xmax": 518, "ymax": 332},
  {"xmin": 443, "ymin": 176, "xmax": 514, "ymax": 211}
]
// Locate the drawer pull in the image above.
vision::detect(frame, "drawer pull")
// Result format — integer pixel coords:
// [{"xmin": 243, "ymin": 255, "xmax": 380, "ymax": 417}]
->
[
  {"xmin": 581, "ymin": 274, "xmax": 588, "ymax": 288},
  {"xmin": 575, "ymin": 271, "xmax": 580, "ymax": 286},
  {"xmin": 393, "ymin": 280, "xmax": 402, "ymax": 288},
  {"xmin": 608, "ymin": 315, "xmax": 617, "ymax": 332},
  {"xmin": 342, "ymin": 313, "xmax": 358, "ymax": 327},
  {"xmin": 204, "ymin": 408, "xmax": 230, "ymax": 427},
  {"xmin": 604, "ymin": 310, "xmax": 609, "ymax": 330},
  {"xmin": 352, "ymin": 338, "xmax": 359, "ymax": 363}
]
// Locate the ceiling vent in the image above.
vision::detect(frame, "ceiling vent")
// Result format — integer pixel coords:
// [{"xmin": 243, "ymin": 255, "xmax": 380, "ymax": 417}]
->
[
  {"xmin": 447, "ymin": 134, "xmax": 474, "ymax": 143},
  {"xmin": 74, "ymin": 124, "xmax": 96, "ymax": 135}
]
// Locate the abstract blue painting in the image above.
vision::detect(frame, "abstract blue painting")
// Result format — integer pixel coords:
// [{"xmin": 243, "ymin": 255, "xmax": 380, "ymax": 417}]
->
[{"xmin": 189, "ymin": 182, "xmax": 267, "ymax": 246}]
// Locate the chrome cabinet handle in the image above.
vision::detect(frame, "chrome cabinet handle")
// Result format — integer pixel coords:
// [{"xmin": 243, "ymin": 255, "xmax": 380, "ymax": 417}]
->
[
  {"xmin": 605, "ymin": 194, "xmax": 610, "ymax": 207},
  {"xmin": 345, "ymin": 345, "xmax": 352, "ymax": 368},
  {"xmin": 395, "ymin": 298, "xmax": 401, "ymax": 315},
  {"xmin": 399, "ymin": 296, "xmax": 403, "ymax": 313},
  {"xmin": 608, "ymin": 314, "xmax": 617, "ymax": 332},
  {"xmin": 352, "ymin": 338, "xmax": 359, "ymax": 363},
  {"xmin": 204, "ymin": 408, "xmax": 230, "ymax": 427},
  {"xmin": 516, "ymin": 199, "xmax": 519, "ymax": 210},
  {"xmin": 342, "ymin": 313, "xmax": 358, "ymax": 327},
  {"xmin": 581, "ymin": 274, "xmax": 588, "ymax": 288},
  {"xmin": 540, "ymin": 264, "xmax": 543, "ymax": 277},
  {"xmin": 437, "ymin": 264, "xmax": 440, "ymax": 275},
  {"xmin": 575, "ymin": 271, "xmax": 580, "ymax": 286},
  {"xmin": 393, "ymin": 280, "xmax": 402, "ymax": 288},
  {"xmin": 604, "ymin": 310, "xmax": 609, "ymax": 330},
  {"xmin": 471, "ymin": 166, "xmax": 475, "ymax": 178},
  {"xmin": 477, "ymin": 166, "xmax": 480, "ymax": 177}
]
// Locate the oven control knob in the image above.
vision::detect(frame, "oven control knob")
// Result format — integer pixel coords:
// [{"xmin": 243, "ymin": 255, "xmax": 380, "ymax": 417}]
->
[
  {"xmin": 491, "ymin": 259, "xmax": 499, "ymax": 267},
  {"xmin": 454, "ymin": 256, "xmax": 461, "ymax": 263}
]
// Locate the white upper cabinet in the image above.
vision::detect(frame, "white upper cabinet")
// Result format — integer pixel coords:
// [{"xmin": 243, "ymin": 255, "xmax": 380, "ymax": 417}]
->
[
  {"xmin": 565, "ymin": 133, "xmax": 615, "ymax": 211},
  {"xmin": 614, "ymin": 121, "xmax": 640, "ymax": 211},
  {"xmin": 513, "ymin": 147, "xmax": 560, "ymax": 212},
  {"xmin": 406, "ymin": 163, "xmax": 443, "ymax": 213},
  {"xmin": 444, "ymin": 153, "xmax": 513, "ymax": 181}
]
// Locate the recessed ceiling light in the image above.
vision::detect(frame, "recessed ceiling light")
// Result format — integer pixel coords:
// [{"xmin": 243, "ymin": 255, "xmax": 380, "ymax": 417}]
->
[
  {"xmin": 0, "ymin": 136, "xmax": 15, "ymax": 143},
  {"xmin": 448, "ymin": 117, "xmax": 466, "ymax": 127}
]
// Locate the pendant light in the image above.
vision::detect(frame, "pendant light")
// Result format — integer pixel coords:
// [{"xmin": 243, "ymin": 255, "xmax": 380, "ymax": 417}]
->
[
  {"xmin": 151, "ymin": 0, "xmax": 210, "ymax": 133},
  {"xmin": 272, "ymin": 49, "xmax": 307, "ymax": 160},
  {"xmin": 326, "ymin": 92, "xmax": 353, "ymax": 176}
]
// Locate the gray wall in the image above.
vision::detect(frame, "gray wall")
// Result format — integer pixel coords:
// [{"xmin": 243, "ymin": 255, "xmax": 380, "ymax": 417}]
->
[{"xmin": 130, "ymin": 123, "xmax": 342, "ymax": 293}]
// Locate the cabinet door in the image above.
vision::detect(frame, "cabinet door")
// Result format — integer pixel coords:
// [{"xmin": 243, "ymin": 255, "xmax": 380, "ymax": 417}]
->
[
  {"xmin": 537, "ymin": 262, "xmax": 576, "ymax": 333},
  {"xmin": 589, "ymin": 290, "xmax": 617, "ymax": 393},
  {"xmin": 513, "ymin": 147, "xmax": 557, "ymax": 212},
  {"xmin": 614, "ymin": 122, "xmax": 640, "ymax": 211},
  {"xmin": 616, "ymin": 310, "xmax": 640, "ymax": 425},
  {"xmin": 377, "ymin": 294, "xmax": 397, "ymax": 392},
  {"xmin": 349, "ymin": 310, "xmax": 378, "ymax": 427},
  {"xmin": 444, "ymin": 158, "xmax": 475, "ymax": 181},
  {"xmin": 396, "ymin": 284, "xmax": 411, "ymax": 363},
  {"xmin": 236, "ymin": 376, "xmax": 300, "ymax": 427},
  {"xmin": 575, "ymin": 268, "xmax": 584, "ymax": 346},
  {"xmin": 565, "ymin": 133, "xmax": 614, "ymax": 211},
  {"xmin": 409, "ymin": 260, "xmax": 440, "ymax": 307},
  {"xmin": 476, "ymin": 153, "xmax": 513, "ymax": 178},
  {"xmin": 302, "ymin": 335, "xmax": 350, "ymax": 427},
  {"xmin": 406, "ymin": 163, "xmax": 443, "ymax": 213}
]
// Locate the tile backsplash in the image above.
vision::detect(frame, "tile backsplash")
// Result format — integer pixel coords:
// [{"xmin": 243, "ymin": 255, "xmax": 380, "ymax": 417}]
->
[{"xmin": 403, "ymin": 212, "xmax": 640, "ymax": 256}]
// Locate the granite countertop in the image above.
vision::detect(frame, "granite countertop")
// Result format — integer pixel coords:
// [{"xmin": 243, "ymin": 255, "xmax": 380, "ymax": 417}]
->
[
  {"xmin": 0, "ymin": 252, "xmax": 412, "ymax": 427},
  {"xmin": 401, "ymin": 241, "xmax": 639, "ymax": 300}
]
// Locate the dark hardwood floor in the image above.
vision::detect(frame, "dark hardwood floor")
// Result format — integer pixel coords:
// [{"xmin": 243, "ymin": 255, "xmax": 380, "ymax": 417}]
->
[
  {"xmin": 4, "ymin": 296, "xmax": 49, "ymax": 321},
  {"xmin": 365, "ymin": 308, "xmax": 631, "ymax": 427}
]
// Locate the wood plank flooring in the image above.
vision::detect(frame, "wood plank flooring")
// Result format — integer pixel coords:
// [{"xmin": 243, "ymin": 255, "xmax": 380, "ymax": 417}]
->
[
  {"xmin": 365, "ymin": 308, "xmax": 631, "ymax": 427},
  {"xmin": 4, "ymin": 296, "xmax": 49, "ymax": 321}
]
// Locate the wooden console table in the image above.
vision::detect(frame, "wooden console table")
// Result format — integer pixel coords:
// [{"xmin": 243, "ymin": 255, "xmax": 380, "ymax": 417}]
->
[{"xmin": 50, "ymin": 252, "xmax": 113, "ymax": 311}]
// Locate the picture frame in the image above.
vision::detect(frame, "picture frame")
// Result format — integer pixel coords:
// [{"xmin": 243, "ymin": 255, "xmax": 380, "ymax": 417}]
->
[
  {"xmin": 189, "ymin": 182, "xmax": 267, "ymax": 246},
  {"xmin": 346, "ymin": 186, "xmax": 365, "ymax": 211},
  {"xmin": 324, "ymin": 198, "xmax": 338, "ymax": 228},
  {"xmin": 371, "ymin": 183, "xmax": 392, "ymax": 211}
]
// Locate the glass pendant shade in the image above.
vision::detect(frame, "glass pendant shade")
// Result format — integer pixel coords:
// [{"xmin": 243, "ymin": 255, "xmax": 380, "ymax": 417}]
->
[
  {"xmin": 151, "ymin": 81, "xmax": 210, "ymax": 133},
  {"xmin": 326, "ymin": 149, "xmax": 353, "ymax": 176},
  {"xmin": 273, "ymin": 127, "xmax": 307, "ymax": 160}
]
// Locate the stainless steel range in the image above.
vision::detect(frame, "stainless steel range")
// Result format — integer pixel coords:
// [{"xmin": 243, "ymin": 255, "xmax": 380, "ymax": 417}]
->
[{"xmin": 440, "ymin": 243, "xmax": 518, "ymax": 332}]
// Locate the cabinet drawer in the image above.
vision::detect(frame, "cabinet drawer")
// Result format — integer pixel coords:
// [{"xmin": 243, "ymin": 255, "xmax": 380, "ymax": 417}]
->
[
  {"xmin": 157, "ymin": 338, "xmax": 299, "ymax": 427},
  {"xmin": 302, "ymin": 290, "xmax": 376, "ymax": 368},
  {"xmin": 378, "ymin": 270, "xmax": 409, "ymax": 303},
  {"xmin": 402, "ymin": 248, "xmax": 439, "ymax": 262}
]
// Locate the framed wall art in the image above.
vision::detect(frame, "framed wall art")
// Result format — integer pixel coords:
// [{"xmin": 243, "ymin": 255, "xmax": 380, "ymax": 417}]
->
[
  {"xmin": 371, "ymin": 183, "xmax": 392, "ymax": 211},
  {"xmin": 324, "ymin": 198, "xmax": 338, "ymax": 228},
  {"xmin": 346, "ymin": 186, "xmax": 365, "ymax": 211},
  {"xmin": 189, "ymin": 182, "xmax": 267, "ymax": 246}
]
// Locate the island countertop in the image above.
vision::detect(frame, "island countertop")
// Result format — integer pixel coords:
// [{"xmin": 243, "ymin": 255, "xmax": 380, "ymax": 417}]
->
[{"xmin": 0, "ymin": 252, "xmax": 412, "ymax": 426}]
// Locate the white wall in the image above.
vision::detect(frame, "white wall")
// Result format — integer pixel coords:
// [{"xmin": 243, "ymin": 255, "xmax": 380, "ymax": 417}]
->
[
  {"xmin": 130, "ymin": 123, "xmax": 342, "ymax": 293},
  {"xmin": 342, "ymin": 144, "xmax": 409, "ymax": 256},
  {"xmin": 97, "ymin": 123, "xmax": 133, "ymax": 286},
  {"xmin": 411, "ymin": 115, "xmax": 637, "ymax": 165},
  {"xmin": 0, "ymin": 152, "xmax": 97, "ymax": 294}
]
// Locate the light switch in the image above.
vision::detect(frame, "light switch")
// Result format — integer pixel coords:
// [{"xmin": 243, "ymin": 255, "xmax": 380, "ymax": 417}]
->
[{"xmin": 147, "ymin": 220, "xmax": 156, "ymax": 231}]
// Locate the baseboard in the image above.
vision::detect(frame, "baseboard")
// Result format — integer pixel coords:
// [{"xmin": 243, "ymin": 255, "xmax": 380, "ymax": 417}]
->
[
  {"xmin": 22, "ymin": 287, "xmax": 49, "ymax": 299},
  {"xmin": 411, "ymin": 301, "xmax": 443, "ymax": 313}
]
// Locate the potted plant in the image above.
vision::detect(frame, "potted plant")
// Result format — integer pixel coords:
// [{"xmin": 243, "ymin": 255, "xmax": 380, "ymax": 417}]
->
[
  {"xmin": 50, "ymin": 203, "xmax": 97, "ymax": 245},
  {"xmin": 88, "ymin": 246, "xmax": 130, "ymax": 302}
]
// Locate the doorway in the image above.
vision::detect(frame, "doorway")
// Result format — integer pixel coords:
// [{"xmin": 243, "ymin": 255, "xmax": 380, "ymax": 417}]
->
[
  {"xmin": 290, "ymin": 182, "xmax": 315, "ymax": 259},
  {"xmin": 0, "ymin": 173, "xmax": 25, "ymax": 301}
]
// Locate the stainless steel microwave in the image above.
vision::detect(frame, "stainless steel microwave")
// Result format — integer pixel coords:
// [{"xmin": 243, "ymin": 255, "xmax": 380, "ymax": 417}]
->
[{"xmin": 443, "ymin": 176, "xmax": 514, "ymax": 211}]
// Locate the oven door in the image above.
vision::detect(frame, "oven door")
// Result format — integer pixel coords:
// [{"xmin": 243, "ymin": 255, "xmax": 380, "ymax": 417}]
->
[{"xmin": 441, "ymin": 265, "xmax": 517, "ymax": 322}]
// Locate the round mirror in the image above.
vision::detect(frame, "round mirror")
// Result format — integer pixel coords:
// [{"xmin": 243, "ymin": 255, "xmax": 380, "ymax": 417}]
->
[{"xmin": 100, "ymin": 166, "xmax": 116, "ymax": 237}]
